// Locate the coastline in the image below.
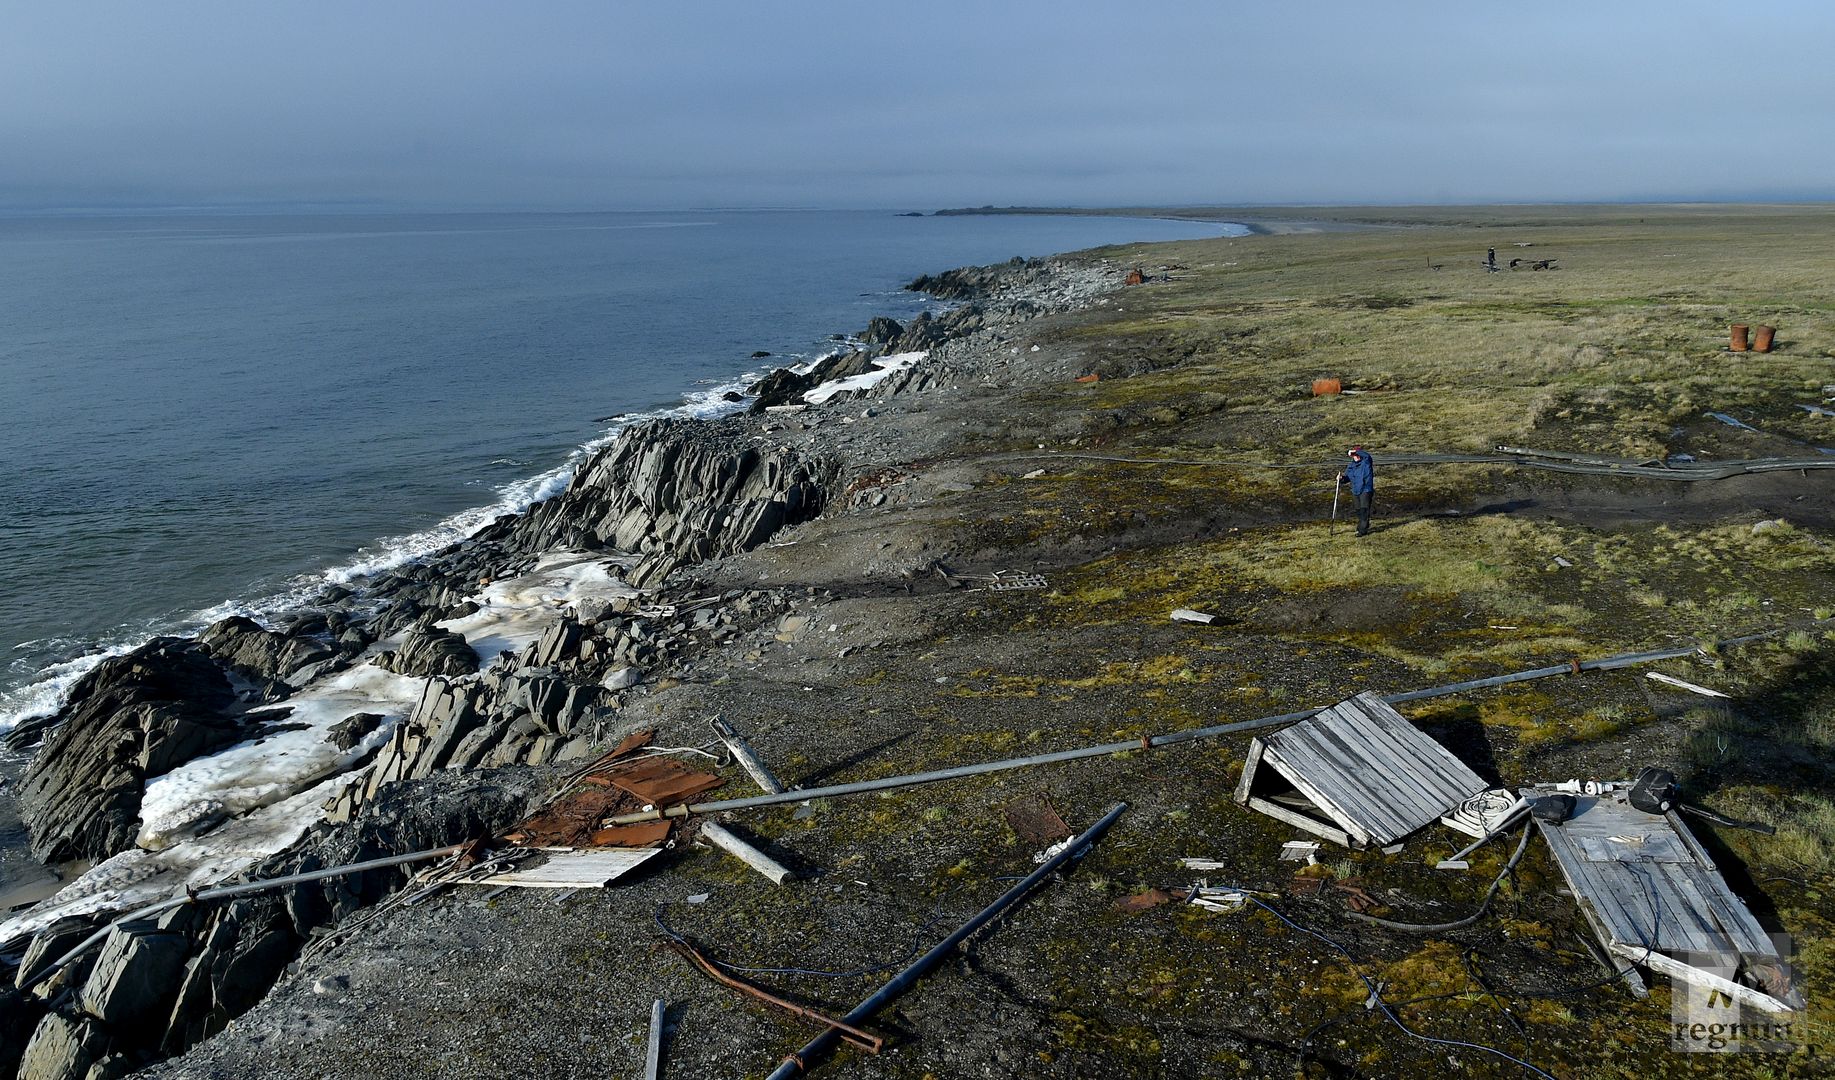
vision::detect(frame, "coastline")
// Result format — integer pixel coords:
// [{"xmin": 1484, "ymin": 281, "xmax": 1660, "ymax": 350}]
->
[
  {"xmin": 9, "ymin": 206, "xmax": 1834, "ymax": 1079},
  {"xmin": 0, "ymin": 242, "xmax": 1142, "ymax": 1078}
]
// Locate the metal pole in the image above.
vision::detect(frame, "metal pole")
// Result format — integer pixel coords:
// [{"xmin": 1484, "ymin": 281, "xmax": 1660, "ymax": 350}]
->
[
  {"xmin": 764, "ymin": 803, "xmax": 1127, "ymax": 1079},
  {"xmin": 601, "ymin": 627, "xmax": 1797, "ymax": 828},
  {"xmin": 17, "ymin": 842, "xmax": 469, "ymax": 995},
  {"xmin": 1330, "ymin": 473, "xmax": 1342, "ymax": 536}
]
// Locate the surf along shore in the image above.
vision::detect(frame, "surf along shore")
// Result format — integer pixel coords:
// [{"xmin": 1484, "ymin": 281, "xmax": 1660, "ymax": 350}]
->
[{"xmin": 7, "ymin": 205, "xmax": 1835, "ymax": 1079}]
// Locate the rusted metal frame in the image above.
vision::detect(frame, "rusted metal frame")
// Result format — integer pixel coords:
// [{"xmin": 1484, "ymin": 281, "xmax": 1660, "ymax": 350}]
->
[{"xmin": 668, "ymin": 939, "xmax": 884, "ymax": 1054}]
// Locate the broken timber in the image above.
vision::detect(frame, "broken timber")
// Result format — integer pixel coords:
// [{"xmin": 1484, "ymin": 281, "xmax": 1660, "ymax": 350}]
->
[
  {"xmin": 1526, "ymin": 784, "xmax": 1798, "ymax": 1014},
  {"xmin": 1234, "ymin": 692, "xmax": 1488, "ymax": 848}
]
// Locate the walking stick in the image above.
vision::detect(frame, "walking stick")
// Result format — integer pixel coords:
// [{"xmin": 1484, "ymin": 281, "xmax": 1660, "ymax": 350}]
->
[{"xmin": 1330, "ymin": 473, "xmax": 1342, "ymax": 536}]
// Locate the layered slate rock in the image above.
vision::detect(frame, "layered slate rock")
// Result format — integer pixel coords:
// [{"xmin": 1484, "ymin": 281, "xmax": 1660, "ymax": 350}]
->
[
  {"xmin": 375, "ymin": 625, "xmax": 479, "ymax": 678},
  {"xmin": 510, "ymin": 418, "xmax": 833, "ymax": 585},
  {"xmin": 18, "ymin": 638, "xmax": 239, "ymax": 864},
  {"xmin": 198, "ymin": 616, "xmax": 339, "ymax": 691},
  {"xmin": 78, "ymin": 921, "xmax": 190, "ymax": 1039}
]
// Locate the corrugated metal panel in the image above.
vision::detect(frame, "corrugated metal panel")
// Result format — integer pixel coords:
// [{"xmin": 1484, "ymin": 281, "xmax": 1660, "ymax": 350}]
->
[
  {"xmin": 1250, "ymin": 692, "xmax": 1487, "ymax": 846},
  {"xmin": 1527, "ymin": 786, "xmax": 1781, "ymax": 964}
]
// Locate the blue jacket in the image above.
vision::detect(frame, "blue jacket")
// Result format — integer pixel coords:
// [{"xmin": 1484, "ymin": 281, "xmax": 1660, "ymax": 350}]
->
[{"xmin": 1344, "ymin": 451, "xmax": 1374, "ymax": 495}]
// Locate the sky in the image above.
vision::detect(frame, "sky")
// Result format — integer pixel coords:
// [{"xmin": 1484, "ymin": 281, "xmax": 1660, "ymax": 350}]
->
[{"xmin": 2, "ymin": 1, "xmax": 1832, "ymax": 211}]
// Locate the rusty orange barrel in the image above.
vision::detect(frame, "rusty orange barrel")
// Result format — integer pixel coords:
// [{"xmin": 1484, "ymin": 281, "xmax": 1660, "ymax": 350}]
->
[
  {"xmin": 1730, "ymin": 324, "xmax": 1749, "ymax": 351},
  {"xmin": 1753, "ymin": 325, "xmax": 1776, "ymax": 353},
  {"xmin": 1312, "ymin": 378, "xmax": 1342, "ymax": 396}
]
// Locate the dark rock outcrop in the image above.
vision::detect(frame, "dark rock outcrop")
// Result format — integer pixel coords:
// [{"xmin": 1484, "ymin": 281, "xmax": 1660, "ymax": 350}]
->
[
  {"xmin": 18, "ymin": 639, "xmax": 239, "ymax": 864},
  {"xmin": 509, "ymin": 419, "xmax": 832, "ymax": 586},
  {"xmin": 376, "ymin": 626, "xmax": 478, "ymax": 679},
  {"xmin": 198, "ymin": 616, "xmax": 339, "ymax": 692}
]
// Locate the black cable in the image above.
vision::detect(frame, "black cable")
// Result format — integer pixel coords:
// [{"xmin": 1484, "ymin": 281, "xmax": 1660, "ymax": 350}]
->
[{"xmin": 1343, "ymin": 821, "xmax": 1533, "ymax": 932}]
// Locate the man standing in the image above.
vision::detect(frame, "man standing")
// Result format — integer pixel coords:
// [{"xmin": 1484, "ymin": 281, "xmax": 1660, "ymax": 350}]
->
[{"xmin": 1340, "ymin": 446, "xmax": 1375, "ymax": 536}]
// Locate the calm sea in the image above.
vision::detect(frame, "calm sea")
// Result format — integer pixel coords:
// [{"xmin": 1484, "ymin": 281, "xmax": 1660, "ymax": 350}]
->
[{"xmin": 0, "ymin": 210, "xmax": 1239, "ymax": 727}]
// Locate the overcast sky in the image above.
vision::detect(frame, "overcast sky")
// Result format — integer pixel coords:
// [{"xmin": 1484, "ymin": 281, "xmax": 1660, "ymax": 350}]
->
[{"xmin": 3, "ymin": 2, "xmax": 1831, "ymax": 211}]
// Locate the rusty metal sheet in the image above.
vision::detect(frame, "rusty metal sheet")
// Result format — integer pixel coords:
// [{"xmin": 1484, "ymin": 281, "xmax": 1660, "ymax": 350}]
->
[
  {"xmin": 608, "ymin": 756, "xmax": 725, "ymax": 807},
  {"xmin": 589, "ymin": 821, "xmax": 673, "ymax": 848},
  {"xmin": 1003, "ymin": 795, "xmax": 1070, "ymax": 846}
]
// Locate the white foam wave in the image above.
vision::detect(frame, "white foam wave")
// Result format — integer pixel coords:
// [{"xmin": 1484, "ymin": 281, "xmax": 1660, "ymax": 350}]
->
[{"xmin": 0, "ymin": 370, "xmax": 756, "ymax": 735}]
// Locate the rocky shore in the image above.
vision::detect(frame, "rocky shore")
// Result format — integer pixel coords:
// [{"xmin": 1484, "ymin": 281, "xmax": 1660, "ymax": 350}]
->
[
  {"xmin": 8, "ymin": 208, "xmax": 1833, "ymax": 1080},
  {"xmin": 0, "ymin": 252, "xmax": 1122, "ymax": 1080}
]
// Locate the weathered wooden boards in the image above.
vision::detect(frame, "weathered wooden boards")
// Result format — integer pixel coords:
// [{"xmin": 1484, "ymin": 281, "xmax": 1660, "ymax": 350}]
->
[
  {"xmin": 1525, "ymin": 784, "xmax": 1795, "ymax": 1013},
  {"xmin": 1234, "ymin": 691, "xmax": 1488, "ymax": 848},
  {"xmin": 470, "ymin": 847, "xmax": 663, "ymax": 889}
]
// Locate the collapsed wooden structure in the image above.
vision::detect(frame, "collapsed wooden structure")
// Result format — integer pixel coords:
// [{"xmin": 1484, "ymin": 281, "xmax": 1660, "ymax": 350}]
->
[
  {"xmin": 1233, "ymin": 691, "xmax": 1489, "ymax": 848},
  {"xmin": 1524, "ymin": 784, "xmax": 1798, "ymax": 1013}
]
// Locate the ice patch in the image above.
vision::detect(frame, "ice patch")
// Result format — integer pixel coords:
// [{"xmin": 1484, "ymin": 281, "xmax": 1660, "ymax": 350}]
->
[
  {"xmin": 803, "ymin": 350, "xmax": 927, "ymax": 405},
  {"xmin": 135, "ymin": 664, "xmax": 421, "ymax": 850},
  {"xmin": 0, "ymin": 775, "xmax": 358, "ymax": 945},
  {"xmin": 437, "ymin": 552, "xmax": 643, "ymax": 666}
]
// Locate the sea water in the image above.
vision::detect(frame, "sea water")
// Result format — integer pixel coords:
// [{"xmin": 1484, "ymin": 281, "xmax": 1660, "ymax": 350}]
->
[{"xmin": 0, "ymin": 210, "xmax": 1241, "ymax": 733}]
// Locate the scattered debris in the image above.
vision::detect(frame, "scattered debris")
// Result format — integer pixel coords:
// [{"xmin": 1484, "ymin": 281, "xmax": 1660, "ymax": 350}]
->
[
  {"xmin": 984, "ymin": 572, "xmax": 1048, "ymax": 592},
  {"xmin": 1115, "ymin": 888, "xmax": 1173, "ymax": 913},
  {"xmin": 1706, "ymin": 411, "xmax": 1758, "ymax": 431},
  {"xmin": 764, "ymin": 404, "xmax": 808, "ymax": 414},
  {"xmin": 1178, "ymin": 857, "xmax": 1229, "ymax": 872},
  {"xmin": 1278, "ymin": 840, "xmax": 1320, "ymax": 863},
  {"xmin": 1170, "ymin": 608, "xmax": 1218, "ymax": 625},
  {"xmin": 1181, "ymin": 885, "xmax": 1247, "ymax": 913},
  {"xmin": 1032, "ymin": 837, "xmax": 1072, "ymax": 864},
  {"xmin": 1074, "ymin": 373, "xmax": 1100, "ymax": 383},
  {"xmin": 468, "ymin": 847, "xmax": 662, "ymax": 889},
  {"xmin": 1003, "ymin": 795, "xmax": 1071, "ymax": 846},
  {"xmin": 762, "ymin": 804, "xmax": 1126, "ymax": 1079},
  {"xmin": 1797, "ymin": 404, "xmax": 1835, "ymax": 418},
  {"xmin": 667, "ymin": 937, "xmax": 883, "ymax": 1054},
  {"xmin": 1021, "ymin": 468, "xmax": 1047, "ymax": 479},
  {"xmin": 1525, "ymin": 782, "xmax": 1800, "ymax": 1013},
  {"xmin": 1312, "ymin": 378, "xmax": 1343, "ymax": 397},
  {"xmin": 700, "ymin": 821, "xmax": 793, "ymax": 885},
  {"xmin": 1553, "ymin": 555, "xmax": 1573, "ymax": 568},
  {"xmin": 1234, "ymin": 692, "xmax": 1489, "ymax": 848},
  {"xmin": 686, "ymin": 893, "xmax": 711, "ymax": 905},
  {"xmin": 1437, "ymin": 797, "xmax": 1531, "ymax": 870},
  {"xmin": 1646, "ymin": 671, "xmax": 1731, "ymax": 699}
]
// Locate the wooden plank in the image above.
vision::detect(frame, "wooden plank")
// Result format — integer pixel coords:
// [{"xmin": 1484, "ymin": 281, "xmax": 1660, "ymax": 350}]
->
[
  {"xmin": 1262, "ymin": 743, "xmax": 1382, "ymax": 846},
  {"xmin": 1264, "ymin": 736, "xmax": 1391, "ymax": 840},
  {"xmin": 1232, "ymin": 739, "xmax": 1264, "ymax": 805},
  {"xmin": 1336, "ymin": 693, "xmax": 1485, "ymax": 807},
  {"xmin": 1609, "ymin": 943, "xmax": 1795, "ymax": 1014},
  {"xmin": 1302, "ymin": 720, "xmax": 1445, "ymax": 839},
  {"xmin": 1254, "ymin": 693, "xmax": 1487, "ymax": 846},
  {"xmin": 1245, "ymin": 795, "xmax": 1354, "ymax": 848},
  {"xmin": 1268, "ymin": 732, "xmax": 1401, "ymax": 837}
]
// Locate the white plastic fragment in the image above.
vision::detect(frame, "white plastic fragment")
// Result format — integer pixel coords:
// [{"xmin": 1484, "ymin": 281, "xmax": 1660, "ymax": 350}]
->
[{"xmin": 1171, "ymin": 609, "xmax": 1218, "ymax": 625}]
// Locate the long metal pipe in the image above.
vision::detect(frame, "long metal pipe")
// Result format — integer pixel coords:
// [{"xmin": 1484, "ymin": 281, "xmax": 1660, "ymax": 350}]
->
[
  {"xmin": 603, "ymin": 628, "xmax": 1792, "ymax": 827},
  {"xmin": 764, "ymin": 802, "xmax": 1127, "ymax": 1079},
  {"xmin": 17, "ymin": 842, "xmax": 468, "ymax": 995}
]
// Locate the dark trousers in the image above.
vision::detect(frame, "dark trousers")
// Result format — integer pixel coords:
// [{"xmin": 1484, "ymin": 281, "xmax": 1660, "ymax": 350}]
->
[{"xmin": 1354, "ymin": 492, "xmax": 1373, "ymax": 535}]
